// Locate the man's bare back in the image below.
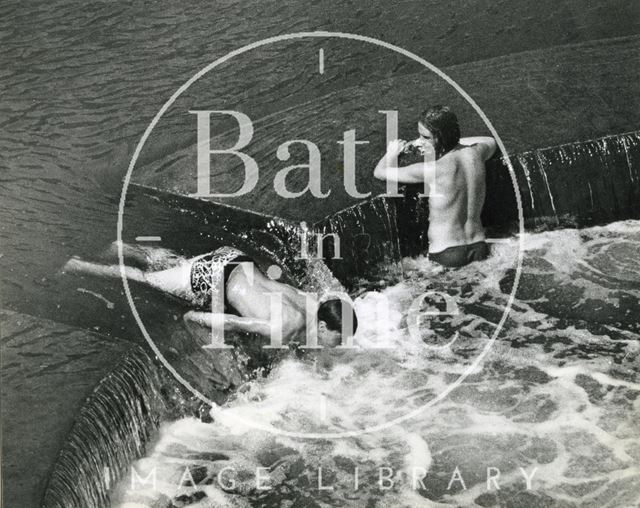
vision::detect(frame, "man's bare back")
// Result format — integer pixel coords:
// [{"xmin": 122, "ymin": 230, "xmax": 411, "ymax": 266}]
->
[
  {"xmin": 223, "ymin": 265, "xmax": 308, "ymax": 342},
  {"xmin": 373, "ymin": 106, "xmax": 496, "ymax": 267},
  {"xmin": 183, "ymin": 258, "xmax": 351, "ymax": 346},
  {"xmin": 425, "ymin": 139, "xmax": 493, "ymax": 252}
]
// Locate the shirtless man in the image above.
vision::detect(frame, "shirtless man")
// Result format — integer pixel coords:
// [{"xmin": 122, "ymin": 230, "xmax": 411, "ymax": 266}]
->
[
  {"xmin": 374, "ymin": 105, "xmax": 497, "ymax": 267},
  {"xmin": 64, "ymin": 244, "xmax": 358, "ymax": 346}
]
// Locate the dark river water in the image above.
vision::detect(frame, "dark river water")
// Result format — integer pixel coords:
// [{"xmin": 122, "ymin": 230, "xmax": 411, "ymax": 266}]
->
[{"xmin": 2, "ymin": 0, "xmax": 638, "ymax": 307}]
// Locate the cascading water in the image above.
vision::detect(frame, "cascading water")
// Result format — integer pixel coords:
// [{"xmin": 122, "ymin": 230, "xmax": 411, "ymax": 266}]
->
[
  {"xmin": 42, "ymin": 349, "xmax": 166, "ymax": 508},
  {"xmin": 314, "ymin": 196, "xmax": 404, "ymax": 286},
  {"xmin": 307, "ymin": 131, "xmax": 640, "ymax": 289},
  {"xmin": 41, "ymin": 131, "xmax": 640, "ymax": 507},
  {"xmin": 483, "ymin": 131, "xmax": 640, "ymax": 230},
  {"xmin": 110, "ymin": 220, "xmax": 640, "ymax": 507}
]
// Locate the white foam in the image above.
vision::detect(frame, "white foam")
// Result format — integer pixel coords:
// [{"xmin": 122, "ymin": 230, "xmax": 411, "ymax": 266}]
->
[{"xmin": 113, "ymin": 220, "xmax": 640, "ymax": 506}]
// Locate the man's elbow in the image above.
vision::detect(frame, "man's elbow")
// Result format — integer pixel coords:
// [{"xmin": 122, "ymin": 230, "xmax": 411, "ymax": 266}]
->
[{"xmin": 373, "ymin": 168, "xmax": 386, "ymax": 181}]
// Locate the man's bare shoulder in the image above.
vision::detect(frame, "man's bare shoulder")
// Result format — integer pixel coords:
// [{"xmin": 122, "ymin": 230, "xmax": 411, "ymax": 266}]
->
[
  {"xmin": 449, "ymin": 144, "xmax": 485, "ymax": 166},
  {"xmin": 458, "ymin": 137, "xmax": 497, "ymax": 161}
]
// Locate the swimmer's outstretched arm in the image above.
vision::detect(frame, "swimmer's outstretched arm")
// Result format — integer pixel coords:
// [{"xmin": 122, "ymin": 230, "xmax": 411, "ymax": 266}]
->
[
  {"xmin": 63, "ymin": 257, "xmax": 147, "ymax": 283},
  {"xmin": 184, "ymin": 311, "xmax": 271, "ymax": 337}
]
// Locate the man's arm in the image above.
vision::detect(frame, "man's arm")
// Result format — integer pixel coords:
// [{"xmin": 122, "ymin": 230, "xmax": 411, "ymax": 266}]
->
[
  {"xmin": 62, "ymin": 257, "xmax": 148, "ymax": 283},
  {"xmin": 373, "ymin": 139, "xmax": 435, "ymax": 185},
  {"xmin": 184, "ymin": 310, "xmax": 271, "ymax": 336},
  {"xmin": 459, "ymin": 136, "xmax": 497, "ymax": 161}
]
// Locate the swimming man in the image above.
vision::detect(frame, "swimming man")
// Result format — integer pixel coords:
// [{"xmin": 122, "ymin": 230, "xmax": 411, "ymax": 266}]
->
[{"xmin": 64, "ymin": 244, "xmax": 358, "ymax": 347}]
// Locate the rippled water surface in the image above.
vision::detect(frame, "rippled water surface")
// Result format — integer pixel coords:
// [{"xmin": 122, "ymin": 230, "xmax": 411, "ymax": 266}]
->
[
  {"xmin": 2, "ymin": 0, "xmax": 638, "ymax": 309},
  {"xmin": 113, "ymin": 222, "xmax": 640, "ymax": 507}
]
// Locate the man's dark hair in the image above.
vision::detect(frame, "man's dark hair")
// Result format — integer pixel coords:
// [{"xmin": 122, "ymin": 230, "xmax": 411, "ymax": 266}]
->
[
  {"xmin": 419, "ymin": 105, "xmax": 461, "ymax": 158},
  {"xmin": 317, "ymin": 298, "xmax": 358, "ymax": 337}
]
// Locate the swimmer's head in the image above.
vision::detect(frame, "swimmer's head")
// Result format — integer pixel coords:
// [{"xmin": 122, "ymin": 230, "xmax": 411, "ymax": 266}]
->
[
  {"xmin": 316, "ymin": 298, "xmax": 358, "ymax": 347},
  {"xmin": 418, "ymin": 105, "xmax": 460, "ymax": 158}
]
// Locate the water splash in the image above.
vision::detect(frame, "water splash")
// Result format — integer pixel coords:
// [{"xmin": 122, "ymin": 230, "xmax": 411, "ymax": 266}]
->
[
  {"xmin": 111, "ymin": 220, "xmax": 640, "ymax": 507},
  {"xmin": 517, "ymin": 153, "xmax": 536, "ymax": 211}
]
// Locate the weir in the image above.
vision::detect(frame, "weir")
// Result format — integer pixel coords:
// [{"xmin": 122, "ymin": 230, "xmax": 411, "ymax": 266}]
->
[
  {"xmin": 12, "ymin": 35, "xmax": 637, "ymax": 507},
  {"xmin": 28, "ymin": 122, "xmax": 639, "ymax": 508},
  {"xmin": 128, "ymin": 36, "xmax": 639, "ymax": 279},
  {"xmin": 484, "ymin": 131, "xmax": 640, "ymax": 230},
  {"xmin": 128, "ymin": 131, "xmax": 640, "ymax": 287}
]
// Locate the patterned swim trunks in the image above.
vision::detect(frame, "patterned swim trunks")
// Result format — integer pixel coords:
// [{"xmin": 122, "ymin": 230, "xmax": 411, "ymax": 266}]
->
[{"xmin": 189, "ymin": 246, "xmax": 253, "ymax": 309}]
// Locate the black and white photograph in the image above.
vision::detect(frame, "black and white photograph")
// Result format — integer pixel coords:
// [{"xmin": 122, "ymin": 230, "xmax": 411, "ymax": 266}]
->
[{"xmin": 1, "ymin": 1, "xmax": 639, "ymax": 507}]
